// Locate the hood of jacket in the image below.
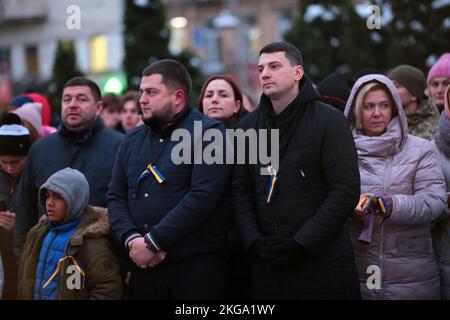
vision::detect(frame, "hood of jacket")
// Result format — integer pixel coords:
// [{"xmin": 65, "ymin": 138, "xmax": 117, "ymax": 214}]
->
[
  {"xmin": 344, "ymin": 74, "xmax": 408, "ymax": 156},
  {"xmin": 33, "ymin": 206, "xmax": 110, "ymax": 240},
  {"xmin": 38, "ymin": 167, "xmax": 89, "ymax": 225}
]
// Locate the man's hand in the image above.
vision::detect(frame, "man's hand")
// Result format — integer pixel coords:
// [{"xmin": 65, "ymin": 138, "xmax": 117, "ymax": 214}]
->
[
  {"xmin": 128, "ymin": 237, "xmax": 167, "ymax": 269},
  {"xmin": 252, "ymin": 236, "xmax": 310, "ymax": 268},
  {"xmin": 129, "ymin": 237, "xmax": 155, "ymax": 268},
  {"xmin": 0, "ymin": 211, "xmax": 15, "ymax": 232},
  {"xmin": 146, "ymin": 250, "xmax": 167, "ymax": 268}
]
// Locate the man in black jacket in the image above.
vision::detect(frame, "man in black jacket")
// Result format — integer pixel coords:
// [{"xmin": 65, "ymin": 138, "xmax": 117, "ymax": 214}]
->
[
  {"xmin": 15, "ymin": 77, "xmax": 123, "ymax": 255},
  {"xmin": 232, "ymin": 42, "xmax": 361, "ymax": 299},
  {"xmin": 107, "ymin": 60, "xmax": 231, "ymax": 299}
]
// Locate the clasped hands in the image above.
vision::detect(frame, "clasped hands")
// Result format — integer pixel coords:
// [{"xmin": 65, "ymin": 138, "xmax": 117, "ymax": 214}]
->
[
  {"xmin": 252, "ymin": 235, "xmax": 309, "ymax": 269},
  {"xmin": 354, "ymin": 193, "xmax": 393, "ymax": 223},
  {"xmin": 128, "ymin": 237, "xmax": 167, "ymax": 269}
]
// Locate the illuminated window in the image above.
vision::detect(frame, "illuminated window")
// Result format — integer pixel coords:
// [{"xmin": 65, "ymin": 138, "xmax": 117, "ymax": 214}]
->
[
  {"xmin": 0, "ymin": 48, "xmax": 10, "ymax": 74},
  {"xmin": 25, "ymin": 45, "xmax": 38, "ymax": 75},
  {"xmin": 89, "ymin": 35, "xmax": 108, "ymax": 73}
]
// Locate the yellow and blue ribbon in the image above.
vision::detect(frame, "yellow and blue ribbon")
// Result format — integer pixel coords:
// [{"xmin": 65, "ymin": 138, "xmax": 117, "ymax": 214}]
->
[
  {"xmin": 376, "ymin": 196, "xmax": 389, "ymax": 225},
  {"xmin": 139, "ymin": 163, "xmax": 165, "ymax": 184},
  {"xmin": 42, "ymin": 255, "xmax": 85, "ymax": 289},
  {"xmin": 266, "ymin": 165, "xmax": 278, "ymax": 203}
]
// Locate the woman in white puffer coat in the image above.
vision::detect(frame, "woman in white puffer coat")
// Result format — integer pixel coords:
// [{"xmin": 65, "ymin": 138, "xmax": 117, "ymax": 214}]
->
[{"xmin": 344, "ymin": 74, "xmax": 447, "ymax": 300}]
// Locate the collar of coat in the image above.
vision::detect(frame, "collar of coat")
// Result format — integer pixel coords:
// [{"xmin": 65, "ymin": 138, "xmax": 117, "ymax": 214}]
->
[
  {"xmin": 35, "ymin": 206, "xmax": 110, "ymax": 247},
  {"xmin": 258, "ymin": 73, "xmax": 321, "ymax": 121},
  {"xmin": 146, "ymin": 105, "xmax": 192, "ymax": 136},
  {"xmin": 58, "ymin": 117, "xmax": 104, "ymax": 144}
]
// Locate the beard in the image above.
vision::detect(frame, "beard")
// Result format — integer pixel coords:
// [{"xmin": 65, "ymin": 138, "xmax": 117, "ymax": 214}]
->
[{"xmin": 143, "ymin": 104, "xmax": 174, "ymax": 128}]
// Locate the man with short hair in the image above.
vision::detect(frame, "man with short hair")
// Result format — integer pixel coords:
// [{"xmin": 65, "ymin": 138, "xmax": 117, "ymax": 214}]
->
[
  {"xmin": 232, "ymin": 42, "xmax": 361, "ymax": 299},
  {"xmin": 107, "ymin": 59, "xmax": 231, "ymax": 299},
  {"xmin": 15, "ymin": 77, "xmax": 123, "ymax": 254},
  {"xmin": 388, "ymin": 64, "xmax": 439, "ymax": 140}
]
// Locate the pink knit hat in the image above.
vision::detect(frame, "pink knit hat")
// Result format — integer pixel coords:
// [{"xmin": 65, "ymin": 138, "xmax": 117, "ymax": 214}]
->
[
  {"xmin": 427, "ymin": 53, "xmax": 450, "ymax": 84},
  {"xmin": 13, "ymin": 102, "xmax": 43, "ymax": 133}
]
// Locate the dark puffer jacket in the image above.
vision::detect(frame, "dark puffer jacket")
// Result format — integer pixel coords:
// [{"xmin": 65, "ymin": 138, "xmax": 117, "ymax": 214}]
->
[
  {"xmin": 108, "ymin": 106, "xmax": 232, "ymax": 261},
  {"xmin": 232, "ymin": 74, "xmax": 361, "ymax": 299}
]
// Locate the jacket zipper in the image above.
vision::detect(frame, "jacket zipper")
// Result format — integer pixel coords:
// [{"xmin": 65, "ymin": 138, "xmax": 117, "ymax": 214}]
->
[
  {"xmin": 379, "ymin": 155, "xmax": 392, "ymax": 297},
  {"xmin": 38, "ymin": 233, "xmax": 57, "ymax": 299}
]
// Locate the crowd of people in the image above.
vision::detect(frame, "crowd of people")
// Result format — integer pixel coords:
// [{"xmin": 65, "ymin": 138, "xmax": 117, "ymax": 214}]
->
[{"xmin": 0, "ymin": 41, "xmax": 450, "ymax": 300}]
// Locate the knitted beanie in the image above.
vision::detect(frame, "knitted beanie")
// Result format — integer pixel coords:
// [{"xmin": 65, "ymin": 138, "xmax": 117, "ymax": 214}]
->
[
  {"xmin": 427, "ymin": 53, "xmax": 450, "ymax": 84},
  {"xmin": 0, "ymin": 114, "xmax": 31, "ymax": 156},
  {"xmin": 388, "ymin": 65, "xmax": 426, "ymax": 103},
  {"xmin": 13, "ymin": 102, "xmax": 43, "ymax": 133},
  {"xmin": 317, "ymin": 72, "xmax": 351, "ymax": 112}
]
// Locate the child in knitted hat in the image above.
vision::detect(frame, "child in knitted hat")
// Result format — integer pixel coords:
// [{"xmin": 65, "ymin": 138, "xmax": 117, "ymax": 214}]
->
[
  {"xmin": 0, "ymin": 113, "xmax": 32, "ymax": 299},
  {"xmin": 427, "ymin": 53, "xmax": 450, "ymax": 112}
]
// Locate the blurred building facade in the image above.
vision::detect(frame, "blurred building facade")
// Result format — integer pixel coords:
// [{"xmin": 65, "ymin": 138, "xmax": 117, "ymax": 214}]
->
[
  {"xmin": 0, "ymin": 0, "xmax": 298, "ymax": 105},
  {"xmin": 0, "ymin": 0, "xmax": 125, "ymax": 103},
  {"xmin": 164, "ymin": 0, "xmax": 298, "ymax": 93}
]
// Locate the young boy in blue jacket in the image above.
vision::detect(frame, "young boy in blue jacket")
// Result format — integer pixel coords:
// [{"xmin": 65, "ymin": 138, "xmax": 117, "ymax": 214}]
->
[{"xmin": 18, "ymin": 167, "xmax": 123, "ymax": 299}]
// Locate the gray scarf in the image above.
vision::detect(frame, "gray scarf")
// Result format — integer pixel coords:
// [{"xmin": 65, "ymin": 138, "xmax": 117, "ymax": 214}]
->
[{"xmin": 434, "ymin": 112, "xmax": 450, "ymax": 159}]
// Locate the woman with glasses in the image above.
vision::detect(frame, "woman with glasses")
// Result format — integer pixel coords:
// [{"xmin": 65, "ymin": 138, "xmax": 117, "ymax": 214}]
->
[{"xmin": 344, "ymin": 74, "xmax": 447, "ymax": 299}]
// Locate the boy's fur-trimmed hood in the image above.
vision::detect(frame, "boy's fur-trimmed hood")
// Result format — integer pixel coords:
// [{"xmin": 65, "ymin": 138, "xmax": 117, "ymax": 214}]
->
[{"xmin": 34, "ymin": 206, "xmax": 110, "ymax": 240}]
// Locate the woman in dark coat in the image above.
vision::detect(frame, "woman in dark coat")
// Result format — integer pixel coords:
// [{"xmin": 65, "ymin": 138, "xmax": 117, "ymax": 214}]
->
[{"xmin": 199, "ymin": 75, "xmax": 249, "ymax": 299}]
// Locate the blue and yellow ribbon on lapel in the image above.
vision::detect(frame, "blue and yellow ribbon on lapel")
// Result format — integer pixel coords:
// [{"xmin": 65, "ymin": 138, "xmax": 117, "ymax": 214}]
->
[
  {"xmin": 139, "ymin": 163, "xmax": 166, "ymax": 184},
  {"xmin": 266, "ymin": 165, "xmax": 278, "ymax": 203}
]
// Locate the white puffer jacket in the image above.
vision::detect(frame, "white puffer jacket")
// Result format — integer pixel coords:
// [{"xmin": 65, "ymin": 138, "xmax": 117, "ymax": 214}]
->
[{"xmin": 344, "ymin": 74, "xmax": 447, "ymax": 300}]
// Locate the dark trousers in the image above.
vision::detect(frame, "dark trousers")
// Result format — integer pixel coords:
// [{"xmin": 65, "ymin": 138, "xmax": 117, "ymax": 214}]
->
[
  {"xmin": 251, "ymin": 259, "xmax": 361, "ymax": 300},
  {"xmin": 0, "ymin": 229, "xmax": 18, "ymax": 300},
  {"xmin": 127, "ymin": 253, "xmax": 227, "ymax": 300}
]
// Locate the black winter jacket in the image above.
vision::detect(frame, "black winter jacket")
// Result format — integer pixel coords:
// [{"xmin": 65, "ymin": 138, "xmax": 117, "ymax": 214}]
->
[
  {"xmin": 15, "ymin": 118, "xmax": 123, "ymax": 253},
  {"xmin": 232, "ymin": 75, "xmax": 361, "ymax": 298}
]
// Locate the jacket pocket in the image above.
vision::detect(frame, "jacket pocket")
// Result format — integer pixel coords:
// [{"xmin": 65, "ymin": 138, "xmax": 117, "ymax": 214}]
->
[{"xmin": 397, "ymin": 236, "xmax": 433, "ymax": 254}]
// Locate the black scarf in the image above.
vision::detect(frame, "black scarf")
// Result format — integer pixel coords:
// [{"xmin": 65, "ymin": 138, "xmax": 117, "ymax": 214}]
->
[{"xmin": 259, "ymin": 74, "xmax": 321, "ymax": 161}]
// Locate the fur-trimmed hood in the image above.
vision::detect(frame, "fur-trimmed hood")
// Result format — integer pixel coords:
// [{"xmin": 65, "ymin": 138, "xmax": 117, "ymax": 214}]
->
[{"xmin": 34, "ymin": 206, "xmax": 110, "ymax": 240}]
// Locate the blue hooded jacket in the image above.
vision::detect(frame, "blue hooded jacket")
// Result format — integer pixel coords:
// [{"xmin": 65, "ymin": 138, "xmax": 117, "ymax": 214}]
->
[{"xmin": 33, "ymin": 168, "xmax": 89, "ymax": 300}]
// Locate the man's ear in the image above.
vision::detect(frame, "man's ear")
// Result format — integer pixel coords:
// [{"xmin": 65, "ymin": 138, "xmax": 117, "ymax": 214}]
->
[
  {"xmin": 295, "ymin": 65, "xmax": 304, "ymax": 81},
  {"xmin": 174, "ymin": 89, "xmax": 186, "ymax": 107},
  {"xmin": 95, "ymin": 101, "xmax": 104, "ymax": 116}
]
